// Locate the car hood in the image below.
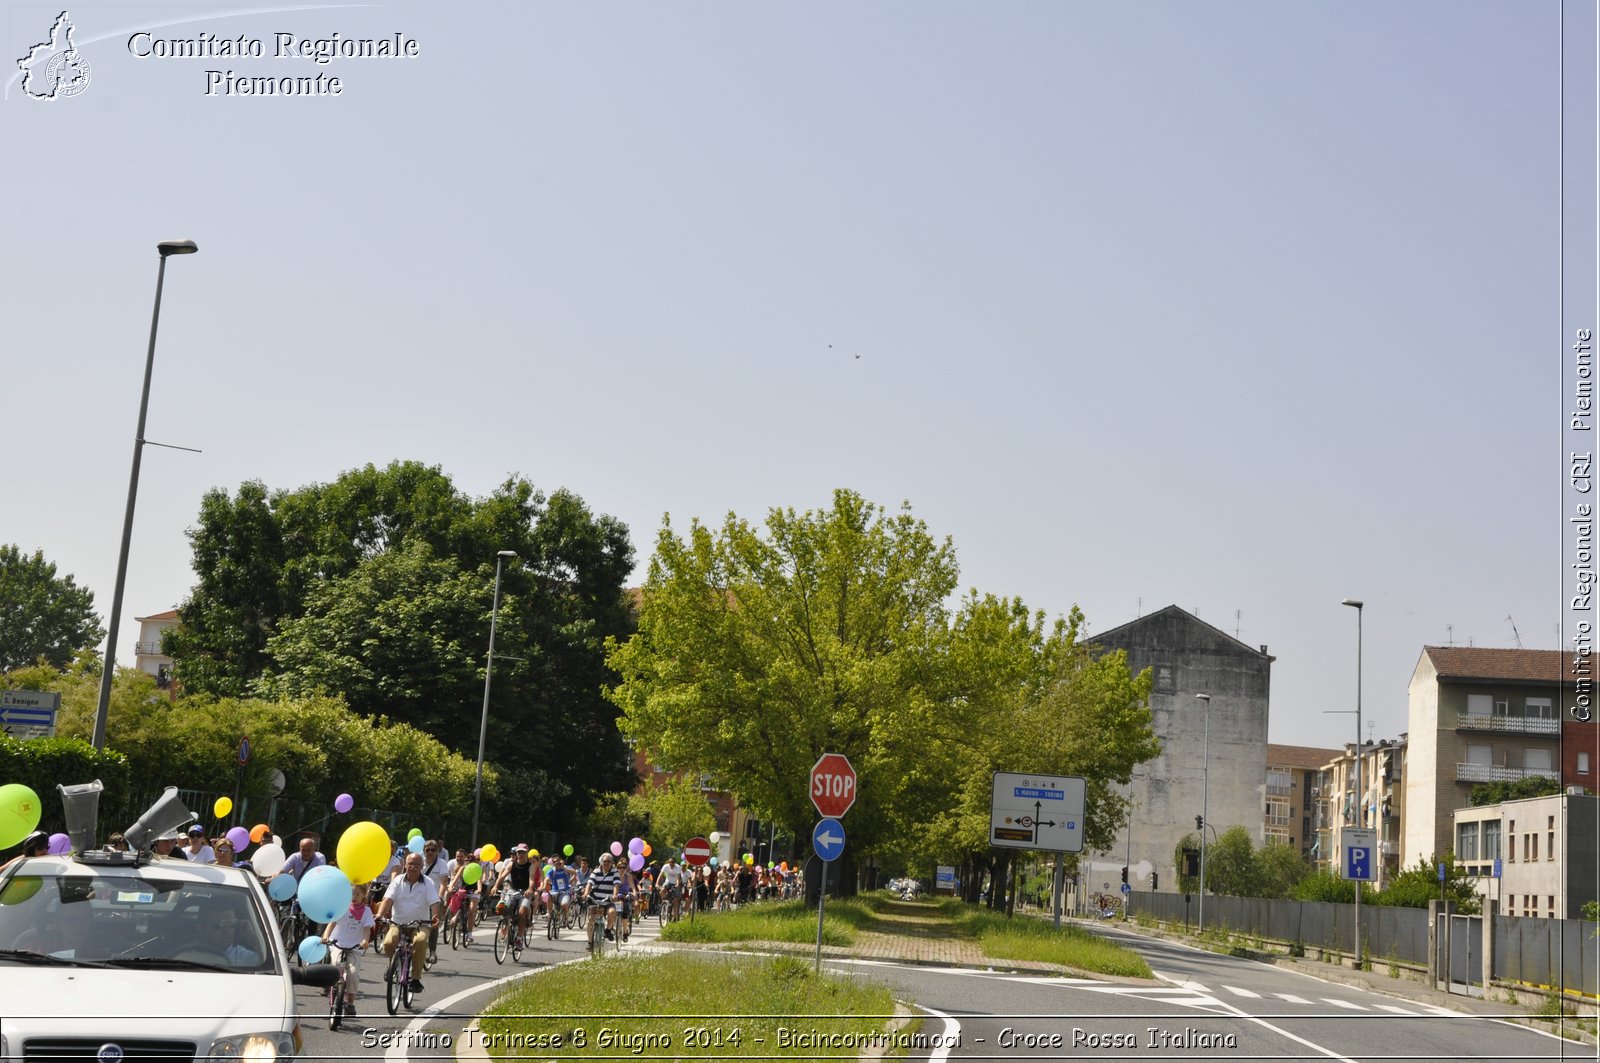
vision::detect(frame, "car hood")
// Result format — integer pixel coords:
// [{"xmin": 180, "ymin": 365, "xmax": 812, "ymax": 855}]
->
[{"xmin": 0, "ymin": 967, "xmax": 294, "ymax": 1032}]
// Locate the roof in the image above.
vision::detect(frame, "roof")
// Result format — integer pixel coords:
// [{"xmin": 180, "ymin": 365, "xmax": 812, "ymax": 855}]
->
[
  {"xmin": 1267, "ymin": 743, "xmax": 1345, "ymax": 770},
  {"xmin": 1092, "ymin": 604, "xmax": 1274, "ymax": 659},
  {"xmin": 1422, "ymin": 646, "xmax": 1567, "ymax": 683},
  {"xmin": 134, "ymin": 609, "xmax": 179, "ymax": 622}
]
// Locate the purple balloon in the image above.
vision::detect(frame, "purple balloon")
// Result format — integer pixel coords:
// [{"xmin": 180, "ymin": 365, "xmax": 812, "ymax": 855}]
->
[
  {"xmin": 609, "ymin": 840, "xmax": 623, "ymax": 857},
  {"xmin": 226, "ymin": 826, "xmax": 250, "ymax": 851},
  {"xmin": 334, "ymin": 793, "xmax": 354, "ymax": 814},
  {"xmin": 47, "ymin": 833, "xmax": 70, "ymax": 855},
  {"xmin": 629, "ymin": 853, "xmax": 645, "ymax": 872},
  {"xmin": 628, "ymin": 836, "xmax": 644, "ymax": 855}
]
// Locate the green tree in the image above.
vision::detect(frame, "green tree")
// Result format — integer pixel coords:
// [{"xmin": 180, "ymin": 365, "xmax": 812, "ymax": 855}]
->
[
  {"xmin": 1469, "ymin": 776, "xmax": 1566, "ymax": 805},
  {"xmin": 634, "ymin": 775, "xmax": 716, "ymax": 851},
  {"xmin": 1254, "ymin": 840, "xmax": 1312, "ymax": 898},
  {"xmin": 1368, "ymin": 853, "xmax": 1480, "ymax": 913},
  {"xmin": 0, "ymin": 545, "xmax": 103, "ymax": 672}
]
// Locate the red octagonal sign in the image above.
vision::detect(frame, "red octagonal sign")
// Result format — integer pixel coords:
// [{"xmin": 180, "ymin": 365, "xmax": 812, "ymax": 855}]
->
[{"xmin": 810, "ymin": 753, "xmax": 857, "ymax": 819}]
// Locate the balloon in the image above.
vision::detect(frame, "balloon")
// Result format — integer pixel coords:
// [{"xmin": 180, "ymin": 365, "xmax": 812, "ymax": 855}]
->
[
  {"xmin": 0, "ymin": 784, "xmax": 43, "ymax": 849},
  {"xmin": 407, "ymin": 835, "xmax": 425, "ymax": 854},
  {"xmin": 563, "ymin": 844, "xmax": 574, "ymax": 857},
  {"xmin": 744, "ymin": 854, "xmax": 753, "ymax": 865},
  {"xmin": 214, "ymin": 797, "xmax": 232, "ymax": 819},
  {"xmin": 298, "ymin": 936, "xmax": 329, "ymax": 964},
  {"xmin": 333, "ymin": 793, "xmax": 354, "ymax": 814},
  {"xmin": 335, "ymin": 821, "xmax": 393, "ymax": 885},
  {"xmin": 298, "ymin": 865, "xmax": 353, "ymax": 923},
  {"xmin": 709, "ymin": 831, "xmax": 720, "ymax": 844},
  {"xmin": 407, "ymin": 828, "xmax": 423, "ymax": 840},
  {"xmin": 47, "ymin": 833, "xmax": 71, "ymax": 855},
  {"xmin": 253, "ymin": 843, "xmax": 287, "ymax": 879},
  {"xmin": 642, "ymin": 842, "xmax": 652, "ymax": 857},
  {"xmin": 268, "ymin": 873, "xmax": 298, "ymax": 901},
  {"xmin": 628, "ymin": 837, "xmax": 644, "ymax": 855},
  {"xmin": 480, "ymin": 844, "xmax": 500, "ymax": 864},
  {"xmin": 272, "ymin": 835, "xmax": 282, "ymax": 848},
  {"xmin": 250, "ymin": 824, "xmax": 270, "ymax": 844},
  {"xmin": 0, "ymin": 877, "xmax": 43, "ymax": 905},
  {"xmin": 629, "ymin": 854, "xmax": 645, "ymax": 872},
  {"xmin": 463, "ymin": 863, "xmax": 482, "ymax": 885},
  {"xmin": 609, "ymin": 841, "xmax": 623, "ymax": 857},
  {"xmin": 226, "ymin": 826, "xmax": 250, "ymax": 851},
  {"xmin": 709, "ymin": 857, "xmax": 718, "ymax": 867}
]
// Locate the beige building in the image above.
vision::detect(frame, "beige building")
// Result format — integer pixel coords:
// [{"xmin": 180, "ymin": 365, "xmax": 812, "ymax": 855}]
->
[
  {"xmin": 1404, "ymin": 647, "xmax": 1566, "ymax": 868},
  {"xmin": 1452, "ymin": 791, "xmax": 1598, "ymax": 919},
  {"xmin": 134, "ymin": 609, "xmax": 179, "ymax": 688},
  {"xmin": 1312, "ymin": 737, "xmax": 1407, "ymax": 888},
  {"xmin": 1264, "ymin": 744, "xmax": 1341, "ymax": 860}
]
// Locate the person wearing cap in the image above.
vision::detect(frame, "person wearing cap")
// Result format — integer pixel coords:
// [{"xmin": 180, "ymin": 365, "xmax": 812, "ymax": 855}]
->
[
  {"xmin": 499, "ymin": 844, "xmax": 536, "ymax": 946},
  {"xmin": 152, "ymin": 830, "xmax": 187, "ymax": 860},
  {"xmin": 0, "ymin": 831, "xmax": 50, "ymax": 870},
  {"xmin": 183, "ymin": 825, "xmax": 216, "ymax": 864}
]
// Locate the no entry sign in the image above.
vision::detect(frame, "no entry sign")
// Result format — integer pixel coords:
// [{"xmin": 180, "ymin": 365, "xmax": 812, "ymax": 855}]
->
[
  {"xmin": 810, "ymin": 753, "xmax": 857, "ymax": 819},
  {"xmin": 682, "ymin": 837, "xmax": 711, "ymax": 866}
]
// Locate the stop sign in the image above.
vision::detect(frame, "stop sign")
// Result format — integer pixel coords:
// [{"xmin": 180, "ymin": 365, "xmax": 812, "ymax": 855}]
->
[{"xmin": 810, "ymin": 753, "xmax": 857, "ymax": 818}]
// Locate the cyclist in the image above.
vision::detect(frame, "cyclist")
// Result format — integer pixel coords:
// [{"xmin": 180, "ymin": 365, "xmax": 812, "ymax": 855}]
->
[
  {"xmin": 615, "ymin": 863, "xmax": 635, "ymax": 942},
  {"xmin": 443, "ymin": 858, "xmax": 480, "ymax": 945},
  {"xmin": 498, "ymin": 844, "xmax": 535, "ymax": 947},
  {"xmin": 544, "ymin": 854, "xmax": 574, "ymax": 925},
  {"xmin": 378, "ymin": 852, "xmax": 440, "ymax": 996},
  {"xmin": 420, "ymin": 840, "xmax": 449, "ymax": 964},
  {"xmin": 321, "ymin": 883, "xmax": 374, "ymax": 1016},
  {"xmin": 582, "ymin": 853, "xmax": 621, "ymax": 945},
  {"xmin": 659, "ymin": 857, "xmax": 684, "ymax": 921}
]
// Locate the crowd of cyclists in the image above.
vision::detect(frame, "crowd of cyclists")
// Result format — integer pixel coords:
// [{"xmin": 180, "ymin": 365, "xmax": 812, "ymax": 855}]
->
[{"xmin": 265, "ymin": 834, "xmax": 806, "ymax": 1013}]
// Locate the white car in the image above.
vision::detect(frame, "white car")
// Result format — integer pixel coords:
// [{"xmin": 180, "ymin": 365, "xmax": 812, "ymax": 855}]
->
[{"xmin": 0, "ymin": 848, "xmax": 335, "ymax": 1060}]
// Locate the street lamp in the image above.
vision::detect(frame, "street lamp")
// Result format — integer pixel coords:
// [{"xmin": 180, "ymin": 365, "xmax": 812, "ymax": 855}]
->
[
  {"xmin": 470, "ymin": 550, "xmax": 517, "ymax": 848},
  {"xmin": 1342, "ymin": 598, "xmax": 1365, "ymax": 960},
  {"xmin": 93, "ymin": 240, "xmax": 200, "ymax": 751},
  {"xmin": 1195, "ymin": 693, "xmax": 1211, "ymax": 933}
]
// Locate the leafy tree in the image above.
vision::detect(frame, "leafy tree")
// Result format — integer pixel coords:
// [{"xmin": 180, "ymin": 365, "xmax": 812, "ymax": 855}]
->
[
  {"xmin": 1255, "ymin": 839, "xmax": 1312, "ymax": 898},
  {"xmin": 0, "ymin": 545, "xmax": 103, "ymax": 672},
  {"xmin": 633, "ymin": 774, "xmax": 716, "ymax": 851},
  {"xmin": 1292, "ymin": 868, "xmax": 1366, "ymax": 904},
  {"xmin": 1469, "ymin": 776, "xmax": 1565, "ymax": 806},
  {"xmin": 1203, "ymin": 826, "xmax": 1259, "ymax": 897},
  {"xmin": 1368, "ymin": 853, "xmax": 1480, "ymax": 914}
]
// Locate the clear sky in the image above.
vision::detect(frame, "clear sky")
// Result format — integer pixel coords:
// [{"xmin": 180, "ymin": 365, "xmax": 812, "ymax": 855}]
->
[{"xmin": 3, "ymin": 1, "xmax": 1573, "ymax": 750}]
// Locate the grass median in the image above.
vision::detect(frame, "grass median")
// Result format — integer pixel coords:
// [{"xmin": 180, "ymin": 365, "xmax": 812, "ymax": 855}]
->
[
  {"xmin": 938, "ymin": 899, "xmax": 1153, "ymax": 977},
  {"xmin": 659, "ymin": 897, "xmax": 867, "ymax": 945},
  {"xmin": 475, "ymin": 952, "xmax": 908, "ymax": 1059}
]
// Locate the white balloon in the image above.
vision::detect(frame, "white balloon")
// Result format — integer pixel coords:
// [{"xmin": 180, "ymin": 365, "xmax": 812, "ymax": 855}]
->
[
  {"xmin": 271, "ymin": 835, "xmax": 282, "ymax": 848},
  {"xmin": 709, "ymin": 832, "xmax": 721, "ymax": 844},
  {"xmin": 252, "ymin": 843, "xmax": 287, "ymax": 878}
]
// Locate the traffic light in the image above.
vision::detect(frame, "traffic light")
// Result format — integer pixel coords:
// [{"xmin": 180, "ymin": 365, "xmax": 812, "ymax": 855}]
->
[
  {"xmin": 1121, "ymin": 866, "xmax": 1128, "ymax": 884},
  {"xmin": 1182, "ymin": 848, "xmax": 1200, "ymax": 877},
  {"xmin": 1151, "ymin": 872, "xmax": 1159, "ymax": 890},
  {"xmin": 1195, "ymin": 814, "xmax": 1204, "ymax": 831}
]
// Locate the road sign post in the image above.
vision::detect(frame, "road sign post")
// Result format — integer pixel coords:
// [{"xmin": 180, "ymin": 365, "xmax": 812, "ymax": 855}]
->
[
  {"xmin": 811, "ymin": 818, "xmax": 846, "ymax": 973},
  {"xmin": 0, "ymin": 690, "xmax": 60, "ymax": 739}
]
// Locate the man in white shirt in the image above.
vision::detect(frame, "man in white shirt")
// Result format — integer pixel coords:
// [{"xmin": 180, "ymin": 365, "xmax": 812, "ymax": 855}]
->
[
  {"xmin": 183, "ymin": 825, "xmax": 215, "ymax": 864},
  {"xmin": 378, "ymin": 853, "xmax": 439, "ymax": 994}
]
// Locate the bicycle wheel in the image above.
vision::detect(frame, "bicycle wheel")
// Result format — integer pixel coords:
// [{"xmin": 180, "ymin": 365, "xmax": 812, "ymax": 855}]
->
[
  {"xmin": 328, "ymin": 979, "xmax": 340, "ymax": 1031},
  {"xmin": 385, "ymin": 952, "xmax": 402, "ymax": 1015},
  {"xmin": 493, "ymin": 916, "xmax": 510, "ymax": 964},
  {"xmin": 442, "ymin": 910, "xmax": 456, "ymax": 950},
  {"xmin": 400, "ymin": 951, "xmax": 414, "ymax": 1009},
  {"xmin": 547, "ymin": 907, "xmax": 558, "ymax": 941}
]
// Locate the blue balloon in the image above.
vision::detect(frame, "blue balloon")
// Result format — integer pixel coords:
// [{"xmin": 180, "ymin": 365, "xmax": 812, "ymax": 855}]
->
[
  {"xmin": 298, "ymin": 935, "xmax": 328, "ymax": 964},
  {"xmin": 407, "ymin": 835, "xmax": 425, "ymax": 854},
  {"xmin": 268, "ymin": 874, "xmax": 298, "ymax": 901},
  {"xmin": 297, "ymin": 864, "xmax": 352, "ymax": 924},
  {"xmin": 709, "ymin": 856, "xmax": 718, "ymax": 867}
]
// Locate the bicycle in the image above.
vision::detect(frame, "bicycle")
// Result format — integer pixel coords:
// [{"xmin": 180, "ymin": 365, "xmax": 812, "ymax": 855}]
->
[
  {"xmin": 492, "ymin": 893, "xmax": 526, "ymax": 965},
  {"xmin": 384, "ymin": 921, "xmax": 425, "ymax": 1015},
  {"xmin": 276, "ymin": 900, "xmax": 310, "ymax": 967},
  {"xmin": 546, "ymin": 893, "xmax": 567, "ymax": 941},
  {"xmin": 587, "ymin": 901, "xmax": 620, "ymax": 957},
  {"xmin": 444, "ymin": 890, "xmax": 472, "ymax": 949},
  {"xmin": 326, "ymin": 942, "xmax": 365, "ymax": 1030}
]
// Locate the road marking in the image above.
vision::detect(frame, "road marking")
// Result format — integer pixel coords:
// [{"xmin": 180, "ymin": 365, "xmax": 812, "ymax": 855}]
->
[
  {"xmin": 1223, "ymin": 984, "xmax": 1261, "ymax": 998},
  {"xmin": 1276, "ymin": 993, "xmax": 1313, "ymax": 1004},
  {"xmin": 1374, "ymin": 1004, "xmax": 1421, "ymax": 1015},
  {"xmin": 916, "ymin": 1003, "xmax": 961, "ymax": 1063},
  {"xmin": 1321, "ymin": 997, "xmax": 1367, "ymax": 1010}
]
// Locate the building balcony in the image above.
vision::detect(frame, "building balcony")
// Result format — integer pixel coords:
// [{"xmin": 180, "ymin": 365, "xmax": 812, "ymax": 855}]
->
[
  {"xmin": 1456, "ymin": 714, "xmax": 1560, "ymax": 736},
  {"xmin": 1455, "ymin": 763, "xmax": 1560, "ymax": 784},
  {"xmin": 134, "ymin": 641, "xmax": 169, "ymax": 656}
]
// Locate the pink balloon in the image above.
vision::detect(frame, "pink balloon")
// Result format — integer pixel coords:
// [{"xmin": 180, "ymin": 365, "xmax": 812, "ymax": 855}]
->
[
  {"xmin": 629, "ymin": 854, "xmax": 645, "ymax": 872},
  {"xmin": 609, "ymin": 841, "xmax": 623, "ymax": 857},
  {"xmin": 226, "ymin": 826, "xmax": 250, "ymax": 850},
  {"xmin": 47, "ymin": 833, "xmax": 70, "ymax": 855},
  {"xmin": 334, "ymin": 793, "xmax": 354, "ymax": 814}
]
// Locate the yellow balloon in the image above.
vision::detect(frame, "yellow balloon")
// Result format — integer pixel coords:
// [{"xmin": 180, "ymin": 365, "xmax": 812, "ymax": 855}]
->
[
  {"xmin": 214, "ymin": 796, "xmax": 233, "ymax": 819},
  {"xmin": 335, "ymin": 821, "xmax": 392, "ymax": 884},
  {"xmin": 480, "ymin": 844, "xmax": 500, "ymax": 863}
]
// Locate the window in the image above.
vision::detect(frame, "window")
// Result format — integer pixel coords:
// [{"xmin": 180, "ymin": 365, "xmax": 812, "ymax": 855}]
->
[
  {"xmin": 1530, "ymin": 834, "xmax": 1538, "ymax": 861},
  {"xmin": 1495, "ymin": 697, "xmax": 1510, "ymax": 716},
  {"xmin": 1483, "ymin": 820, "xmax": 1501, "ymax": 860},
  {"xmin": 1524, "ymin": 748, "xmax": 1553, "ymax": 772},
  {"xmin": 1154, "ymin": 664, "xmax": 1175, "ymax": 694},
  {"xmin": 1508, "ymin": 821, "xmax": 1516, "ymax": 861},
  {"xmin": 1582, "ymin": 752, "xmax": 1593, "ymax": 775},
  {"xmin": 1548, "ymin": 817, "xmax": 1556, "ymax": 861},
  {"xmin": 1456, "ymin": 822, "xmax": 1480, "ymax": 861},
  {"xmin": 1466, "ymin": 744, "xmax": 1493, "ymax": 766},
  {"xmin": 1549, "ymin": 896, "xmax": 1557, "ymax": 916},
  {"xmin": 1527, "ymin": 697, "xmax": 1554, "ymax": 720},
  {"xmin": 1466, "ymin": 693, "xmax": 1492, "ymax": 717}
]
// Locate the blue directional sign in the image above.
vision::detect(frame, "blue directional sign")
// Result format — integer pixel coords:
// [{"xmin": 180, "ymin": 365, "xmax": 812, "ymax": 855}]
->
[
  {"xmin": 812, "ymin": 818, "xmax": 845, "ymax": 862},
  {"xmin": 1437, "ymin": 862, "xmax": 1446, "ymax": 883},
  {"xmin": 1493, "ymin": 858, "xmax": 1503, "ymax": 879},
  {"xmin": 1343, "ymin": 827, "xmax": 1376, "ymax": 882}
]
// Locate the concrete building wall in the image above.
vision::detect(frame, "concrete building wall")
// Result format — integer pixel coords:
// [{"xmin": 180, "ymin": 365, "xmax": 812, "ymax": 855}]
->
[
  {"xmin": 1404, "ymin": 656, "xmax": 1442, "ymax": 866},
  {"xmin": 1089, "ymin": 606, "xmax": 1272, "ymax": 893},
  {"xmin": 1456, "ymin": 793, "xmax": 1598, "ymax": 920}
]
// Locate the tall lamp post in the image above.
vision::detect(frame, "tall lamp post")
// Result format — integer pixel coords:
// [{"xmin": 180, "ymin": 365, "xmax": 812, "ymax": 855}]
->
[
  {"xmin": 1342, "ymin": 598, "xmax": 1365, "ymax": 961},
  {"xmin": 470, "ymin": 550, "xmax": 517, "ymax": 848},
  {"xmin": 1195, "ymin": 692, "xmax": 1211, "ymax": 933},
  {"xmin": 93, "ymin": 240, "xmax": 199, "ymax": 751}
]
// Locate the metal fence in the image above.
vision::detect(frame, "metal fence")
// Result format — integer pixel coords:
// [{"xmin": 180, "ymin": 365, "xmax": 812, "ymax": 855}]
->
[{"xmin": 1495, "ymin": 914, "xmax": 1600, "ymax": 996}]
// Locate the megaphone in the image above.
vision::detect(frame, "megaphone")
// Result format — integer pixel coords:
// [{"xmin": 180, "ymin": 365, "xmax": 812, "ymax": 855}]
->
[
  {"xmin": 123, "ymin": 787, "xmax": 195, "ymax": 852},
  {"xmin": 57, "ymin": 779, "xmax": 104, "ymax": 854}
]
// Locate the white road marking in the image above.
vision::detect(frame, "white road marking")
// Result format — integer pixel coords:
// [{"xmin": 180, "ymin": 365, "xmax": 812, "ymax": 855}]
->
[
  {"xmin": 1276, "ymin": 993, "xmax": 1313, "ymax": 1004},
  {"xmin": 1223, "ymin": 984, "xmax": 1261, "ymax": 997},
  {"xmin": 916, "ymin": 1003, "xmax": 961, "ymax": 1063},
  {"xmin": 1374, "ymin": 1004, "xmax": 1421, "ymax": 1015},
  {"xmin": 1321, "ymin": 997, "xmax": 1367, "ymax": 1010}
]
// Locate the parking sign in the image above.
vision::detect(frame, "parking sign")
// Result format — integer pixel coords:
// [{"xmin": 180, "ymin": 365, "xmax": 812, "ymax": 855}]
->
[{"xmin": 1343, "ymin": 827, "xmax": 1376, "ymax": 882}]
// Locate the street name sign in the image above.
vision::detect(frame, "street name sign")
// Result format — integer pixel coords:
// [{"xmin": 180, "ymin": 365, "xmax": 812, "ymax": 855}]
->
[
  {"xmin": 990, "ymin": 772, "xmax": 1085, "ymax": 852},
  {"xmin": 1343, "ymin": 827, "xmax": 1376, "ymax": 881},
  {"xmin": 0, "ymin": 690, "xmax": 59, "ymax": 739},
  {"xmin": 810, "ymin": 753, "xmax": 857, "ymax": 818}
]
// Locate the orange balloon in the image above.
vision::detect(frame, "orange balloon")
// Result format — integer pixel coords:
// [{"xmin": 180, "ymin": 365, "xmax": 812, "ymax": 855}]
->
[
  {"xmin": 642, "ymin": 842, "xmax": 652, "ymax": 857},
  {"xmin": 250, "ymin": 823, "xmax": 270, "ymax": 844}
]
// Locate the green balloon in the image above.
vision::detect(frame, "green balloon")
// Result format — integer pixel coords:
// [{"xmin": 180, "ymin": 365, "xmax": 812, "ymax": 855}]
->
[
  {"xmin": 407, "ymin": 828, "xmax": 423, "ymax": 840},
  {"xmin": 463, "ymin": 862, "xmax": 482, "ymax": 885},
  {"xmin": 563, "ymin": 844, "xmax": 574, "ymax": 857},
  {"xmin": 0, "ymin": 784, "xmax": 42, "ymax": 849}
]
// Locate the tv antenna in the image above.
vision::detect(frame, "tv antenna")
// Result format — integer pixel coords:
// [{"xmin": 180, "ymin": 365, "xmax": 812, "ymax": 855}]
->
[{"xmin": 1506, "ymin": 615, "xmax": 1523, "ymax": 648}]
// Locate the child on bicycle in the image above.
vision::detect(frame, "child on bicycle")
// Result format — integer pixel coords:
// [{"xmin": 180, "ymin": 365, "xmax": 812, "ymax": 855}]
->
[{"xmin": 321, "ymin": 883, "xmax": 375, "ymax": 1015}]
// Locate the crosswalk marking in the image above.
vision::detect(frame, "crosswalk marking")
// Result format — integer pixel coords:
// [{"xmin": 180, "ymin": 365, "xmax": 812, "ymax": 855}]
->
[
  {"xmin": 1322, "ymin": 997, "xmax": 1367, "ymax": 1010},
  {"xmin": 1374, "ymin": 1004, "xmax": 1421, "ymax": 1015},
  {"xmin": 1275, "ymin": 993, "xmax": 1312, "ymax": 1004},
  {"xmin": 1222, "ymin": 985, "xmax": 1260, "ymax": 998}
]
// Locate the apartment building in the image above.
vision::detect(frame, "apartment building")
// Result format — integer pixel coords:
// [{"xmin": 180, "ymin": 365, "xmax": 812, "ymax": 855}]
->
[
  {"xmin": 1311, "ymin": 737, "xmax": 1407, "ymax": 887},
  {"xmin": 1452, "ymin": 791, "xmax": 1598, "ymax": 919},
  {"xmin": 1264, "ymin": 743, "xmax": 1342, "ymax": 860},
  {"xmin": 1403, "ymin": 647, "xmax": 1567, "ymax": 868},
  {"xmin": 134, "ymin": 609, "xmax": 180, "ymax": 688}
]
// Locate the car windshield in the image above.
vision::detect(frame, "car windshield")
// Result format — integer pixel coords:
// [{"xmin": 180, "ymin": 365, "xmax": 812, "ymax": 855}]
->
[{"xmin": 0, "ymin": 870, "xmax": 273, "ymax": 973}]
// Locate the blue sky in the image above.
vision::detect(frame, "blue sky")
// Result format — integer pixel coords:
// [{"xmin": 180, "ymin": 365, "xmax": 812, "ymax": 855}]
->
[{"xmin": 3, "ymin": 1, "xmax": 1578, "ymax": 749}]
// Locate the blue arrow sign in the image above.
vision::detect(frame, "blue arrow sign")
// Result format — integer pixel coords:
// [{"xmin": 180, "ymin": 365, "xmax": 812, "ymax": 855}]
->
[{"xmin": 813, "ymin": 818, "xmax": 845, "ymax": 862}]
